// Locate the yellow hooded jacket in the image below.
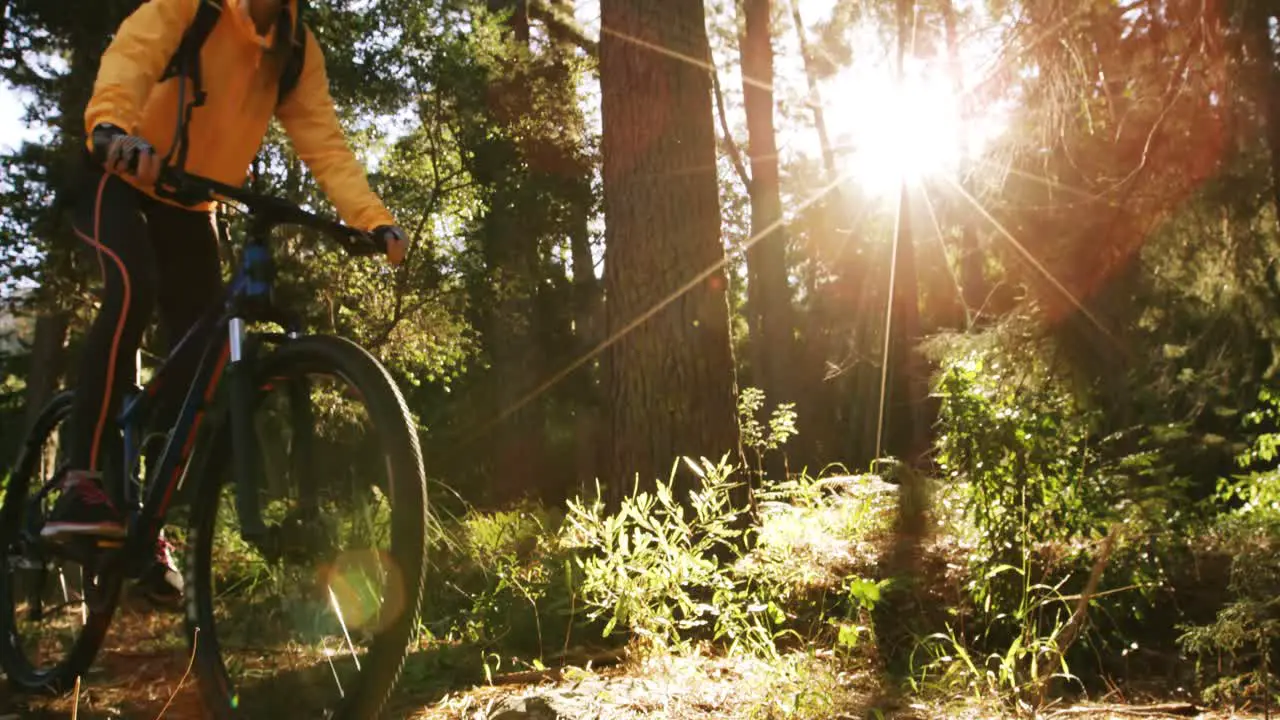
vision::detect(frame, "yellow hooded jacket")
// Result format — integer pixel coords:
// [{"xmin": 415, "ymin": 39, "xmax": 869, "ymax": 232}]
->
[{"xmin": 84, "ymin": 0, "xmax": 395, "ymax": 232}]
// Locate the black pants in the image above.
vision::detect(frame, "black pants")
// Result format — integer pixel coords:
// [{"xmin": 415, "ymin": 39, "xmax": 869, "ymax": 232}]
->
[{"xmin": 67, "ymin": 167, "xmax": 223, "ymax": 479}]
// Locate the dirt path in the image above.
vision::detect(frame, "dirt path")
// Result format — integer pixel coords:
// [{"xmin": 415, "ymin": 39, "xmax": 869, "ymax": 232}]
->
[
  {"xmin": 0, "ymin": 596, "xmax": 202, "ymax": 719},
  {"xmin": 0, "ymin": 606, "xmax": 1266, "ymax": 720}
]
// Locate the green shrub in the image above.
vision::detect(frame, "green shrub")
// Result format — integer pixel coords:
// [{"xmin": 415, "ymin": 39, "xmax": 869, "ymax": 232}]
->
[
  {"xmin": 1178, "ymin": 389, "xmax": 1280, "ymax": 708},
  {"xmin": 917, "ymin": 337, "xmax": 1147, "ymax": 705},
  {"xmin": 420, "ymin": 501, "xmax": 590, "ymax": 661},
  {"xmin": 562, "ymin": 455, "xmax": 887, "ymax": 660}
]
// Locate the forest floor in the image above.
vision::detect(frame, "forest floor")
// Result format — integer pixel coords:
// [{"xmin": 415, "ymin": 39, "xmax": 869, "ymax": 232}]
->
[
  {"xmin": 0, "ymin": 478, "xmax": 1263, "ymax": 720},
  {"xmin": 0, "ymin": 597, "xmax": 1265, "ymax": 720}
]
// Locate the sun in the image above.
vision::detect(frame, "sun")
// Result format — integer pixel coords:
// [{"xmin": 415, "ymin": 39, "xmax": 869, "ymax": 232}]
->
[{"xmin": 824, "ymin": 58, "xmax": 1002, "ymax": 197}]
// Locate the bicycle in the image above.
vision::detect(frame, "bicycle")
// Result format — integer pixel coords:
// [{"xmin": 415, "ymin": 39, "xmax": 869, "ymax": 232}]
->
[{"xmin": 0, "ymin": 165, "xmax": 429, "ymax": 719}]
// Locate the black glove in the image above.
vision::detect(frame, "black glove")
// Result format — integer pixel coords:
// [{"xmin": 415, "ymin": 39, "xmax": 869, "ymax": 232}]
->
[{"xmin": 91, "ymin": 123, "xmax": 161, "ymax": 183}]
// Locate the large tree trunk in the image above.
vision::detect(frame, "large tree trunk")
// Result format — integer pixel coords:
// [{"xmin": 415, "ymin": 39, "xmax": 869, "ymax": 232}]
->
[
  {"xmin": 598, "ymin": 0, "xmax": 742, "ymax": 501},
  {"xmin": 739, "ymin": 0, "xmax": 796, "ymax": 475}
]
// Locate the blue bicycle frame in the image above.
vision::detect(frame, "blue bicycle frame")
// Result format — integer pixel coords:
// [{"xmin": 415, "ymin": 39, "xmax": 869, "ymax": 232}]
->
[{"xmin": 58, "ymin": 166, "xmax": 382, "ymax": 575}]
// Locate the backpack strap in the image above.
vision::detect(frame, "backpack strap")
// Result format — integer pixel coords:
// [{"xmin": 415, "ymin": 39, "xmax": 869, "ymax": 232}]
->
[
  {"xmin": 159, "ymin": 0, "xmax": 224, "ymax": 172},
  {"xmin": 276, "ymin": 0, "xmax": 307, "ymax": 105}
]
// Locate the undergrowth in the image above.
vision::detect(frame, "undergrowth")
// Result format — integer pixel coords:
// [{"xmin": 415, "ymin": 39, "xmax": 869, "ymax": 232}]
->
[
  {"xmin": 1177, "ymin": 388, "xmax": 1280, "ymax": 710},
  {"xmin": 400, "ymin": 388, "xmax": 893, "ymax": 717},
  {"xmin": 400, "ymin": 364, "xmax": 1280, "ymax": 717}
]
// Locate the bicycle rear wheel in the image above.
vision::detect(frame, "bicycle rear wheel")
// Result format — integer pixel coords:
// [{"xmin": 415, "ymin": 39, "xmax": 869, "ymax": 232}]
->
[
  {"xmin": 185, "ymin": 335, "xmax": 427, "ymax": 720},
  {"xmin": 0, "ymin": 390, "xmax": 121, "ymax": 693}
]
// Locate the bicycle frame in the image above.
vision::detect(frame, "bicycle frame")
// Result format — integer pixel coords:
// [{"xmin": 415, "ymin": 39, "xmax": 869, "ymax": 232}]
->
[
  {"xmin": 36, "ymin": 166, "xmax": 381, "ymax": 574},
  {"xmin": 111, "ymin": 216, "xmax": 294, "ymax": 572}
]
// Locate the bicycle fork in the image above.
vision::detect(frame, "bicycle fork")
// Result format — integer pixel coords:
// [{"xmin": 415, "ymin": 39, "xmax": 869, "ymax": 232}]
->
[
  {"xmin": 228, "ymin": 316, "xmax": 268, "ymax": 541},
  {"xmin": 225, "ymin": 237, "xmax": 319, "ymax": 550}
]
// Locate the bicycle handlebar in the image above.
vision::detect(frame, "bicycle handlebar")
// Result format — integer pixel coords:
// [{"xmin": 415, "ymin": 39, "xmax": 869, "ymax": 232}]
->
[
  {"xmin": 153, "ymin": 168, "xmax": 387, "ymax": 258},
  {"xmin": 89, "ymin": 128, "xmax": 386, "ymax": 258}
]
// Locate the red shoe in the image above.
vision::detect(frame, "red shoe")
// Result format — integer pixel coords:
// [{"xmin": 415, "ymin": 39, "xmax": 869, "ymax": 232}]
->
[{"xmin": 40, "ymin": 469, "xmax": 126, "ymax": 541}]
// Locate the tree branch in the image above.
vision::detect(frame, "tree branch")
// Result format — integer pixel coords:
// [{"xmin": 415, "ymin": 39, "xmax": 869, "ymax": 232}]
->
[
  {"xmin": 711, "ymin": 52, "xmax": 751, "ymax": 192},
  {"xmin": 527, "ymin": 0, "xmax": 597, "ymax": 57},
  {"xmin": 1036, "ymin": 524, "xmax": 1121, "ymax": 707}
]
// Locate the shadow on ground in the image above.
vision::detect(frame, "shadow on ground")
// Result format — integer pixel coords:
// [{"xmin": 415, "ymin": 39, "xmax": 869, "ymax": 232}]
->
[{"xmin": 0, "ymin": 637, "xmax": 495, "ymax": 719}]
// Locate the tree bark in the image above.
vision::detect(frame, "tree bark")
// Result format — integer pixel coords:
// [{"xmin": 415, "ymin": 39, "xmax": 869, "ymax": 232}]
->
[
  {"xmin": 739, "ymin": 0, "xmax": 797, "ymax": 473},
  {"xmin": 598, "ymin": 0, "xmax": 742, "ymax": 502}
]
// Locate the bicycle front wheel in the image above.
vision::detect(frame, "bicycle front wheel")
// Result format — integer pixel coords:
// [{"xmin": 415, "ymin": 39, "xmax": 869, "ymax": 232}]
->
[{"xmin": 185, "ymin": 335, "xmax": 428, "ymax": 720}]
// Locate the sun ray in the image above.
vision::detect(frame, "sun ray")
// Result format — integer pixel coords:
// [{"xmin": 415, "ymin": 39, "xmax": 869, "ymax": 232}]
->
[
  {"xmin": 457, "ymin": 158, "xmax": 863, "ymax": 447},
  {"xmin": 918, "ymin": 181, "xmax": 969, "ymax": 326},
  {"xmin": 940, "ymin": 173, "xmax": 1125, "ymax": 351},
  {"xmin": 598, "ymin": 26, "xmax": 773, "ymax": 93},
  {"xmin": 457, "ymin": 1, "xmax": 1110, "ymax": 448},
  {"xmin": 972, "ymin": 157, "xmax": 1117, "ymax": 204},
  {"xmin": 874, "ymin": 183, "xmax": 908, "ymax": 463}
]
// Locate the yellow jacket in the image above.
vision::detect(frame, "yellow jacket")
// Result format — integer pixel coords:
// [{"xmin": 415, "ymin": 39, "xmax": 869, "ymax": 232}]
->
[{"xmin": 84, "ymin": 0, "xmax": 395, "ymax": 232}]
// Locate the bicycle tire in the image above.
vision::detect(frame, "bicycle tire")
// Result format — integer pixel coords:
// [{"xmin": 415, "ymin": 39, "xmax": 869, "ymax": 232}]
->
[
  {"xmin": 185, "ymin": 335, "xmax": 428, "ymax": 720},
  {"xmin": 0, "ymin": 390, "xmax": 122, "ymax": 693}
]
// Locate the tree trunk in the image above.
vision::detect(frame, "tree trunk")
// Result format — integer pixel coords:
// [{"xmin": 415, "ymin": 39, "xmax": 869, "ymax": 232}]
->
[
  {"xmin": 549, "ymin": 0, "xmax": 602, "ymax": 501},
  {"xmin": 888, "ymin": 0, "xmax": 928, "ymax": 467},
  {"xmin": 21, "ymin": 312, "xmax": 69, "ymax": 433},
  {"xmin": 739, "ymin": 0, "xmax": 796, "ymax": 477},
  {"xmin": 786, "ymin": 0, "xmax": 857, "ymax": 471},
  {"xmin": 20, "ymin": 5, "xmax": 112, "ymax": 433},
  {"xmin": 569, "ymin": 223, "xmax": 601, "ymax": 499},
  {"xmin": 598, "ymin": 0, "xmax": 742, "ymax": 502},
  {"xmin": 1246, "ymin": 1, "xmax": 1280, "ymax": 236},
  {"xmin": 881, "ymin": 188, "xmax": 927, "ymax": 466},
  {"xmin": 479, "ymin": 0, "xmax": 545, "ymax": 507}
]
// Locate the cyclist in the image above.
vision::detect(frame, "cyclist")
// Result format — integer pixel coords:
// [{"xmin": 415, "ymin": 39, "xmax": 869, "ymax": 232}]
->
[{"xmin": 39, "ymin": 0, "xmax": 409, "ymax": 608}]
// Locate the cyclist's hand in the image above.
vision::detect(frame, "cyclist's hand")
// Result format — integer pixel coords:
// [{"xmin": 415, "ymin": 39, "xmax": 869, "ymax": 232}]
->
[
  {"xmin": 91, "ymin": 123, "xmax": 161, "ymax": 185},
  {"xmin": 374, "ymin": 225, "xmax": 410, "ymax": 266},
  {"xmin": 106, "ymin": 135, "xmax": 162, "ymax": 184}
]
